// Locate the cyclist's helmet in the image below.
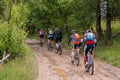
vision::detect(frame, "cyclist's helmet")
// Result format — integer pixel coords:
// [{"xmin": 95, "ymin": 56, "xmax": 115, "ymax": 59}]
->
[
  {"xmin": 55, "ymin": 27, "xmax": 59, "ymax": 31},
  {"xmin": 87, "ymin": 29, "xmax": 92, "ymax": 33},
  {"xmin": 48, "ymin": 28, "xmax": 50, "ymax": 31},
  {"xmin": 71, "ymin": 30, "xmax": 76, "ymax": 34},
  {"xmin": 41, "ymin": 29, "xmax": 43, "ymax": 31}
]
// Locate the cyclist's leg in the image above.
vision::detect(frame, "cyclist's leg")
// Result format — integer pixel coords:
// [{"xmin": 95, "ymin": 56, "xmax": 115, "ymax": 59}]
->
[
  {"xmin": 41, "ymin": 35, "xmax": 44, "ymax": 43},
  {"xmin": 84, "ymin": 44, "xmax": 87, "ymax": 64},
  {"xmin": 71, "ymin": 44, "xmax": 75, "ymax": 63},
  {"xmin": 90, "ymin": 45, "xmax": 94, "ymax": 58},
  {"xmin": 55, "ymin": 38, "xmax": 59, "ymax": 49},
  {"xmin": 42, "ymin": 35, "xmax": 44, "ymax": 43},
  {"xmin": 58, "ymin": 39, "xmax": 62, "ymax": 48},
  {"xmin": 85, "ymin": 45, "xmax": 90, "ymax": 64}
]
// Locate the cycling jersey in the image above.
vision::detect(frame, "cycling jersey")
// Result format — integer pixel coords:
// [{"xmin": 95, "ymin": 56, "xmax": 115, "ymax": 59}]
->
[
  {"xmin": 54, "ymin": 30, "xmax": 62, "ymax": 39},
  {"xmin": 68, "ymin": 34, "xmax": 81, "ymax": 45},
  {"xmin": 47, "ymin": 30, "xmax": 54, "ymax": 38},
  {"xmin": 82, "ymin": 32, "xmax": 97, "ymax": 45},
  {"xmin": 39, "ymin": 30, "xmax": 44, "ymax": 35}
]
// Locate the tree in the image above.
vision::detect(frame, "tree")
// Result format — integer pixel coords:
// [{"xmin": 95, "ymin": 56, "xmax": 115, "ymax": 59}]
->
[
  {"xmin": 105, "ymin": 0, "xmax": 120, "ymax": 43},
  {"xmin": 105, "ymin": 0, "xmax": 111, "ymax": 44},
  {"xmin": 96, "ymin": 0, "xmax": 102, "ymax": 39}
]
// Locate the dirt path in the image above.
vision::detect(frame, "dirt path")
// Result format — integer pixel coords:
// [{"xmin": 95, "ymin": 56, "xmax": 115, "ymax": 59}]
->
[{"xmin": 26, "ymin": 39, "xmax": 120, "ymax": 80}]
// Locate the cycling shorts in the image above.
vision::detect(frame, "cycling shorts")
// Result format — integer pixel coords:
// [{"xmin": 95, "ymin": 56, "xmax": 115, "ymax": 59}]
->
[
  {"xmin": 84, "ymin": 44, "xmax": 94, "ymax": 52},
  {"xmin": 72, "ymin": 44, "xmax": 80, "ymax": 49},
  {"xmin": 55, "ymin": 38, "xmax": 62, "ymax": 43},
  {"xmin": 48, "ymin": 37, "xmax": 54, "ymax": 41},
  {"xmin": 40, "ymin": 35, "xmax": 44, "ymax": 39}
]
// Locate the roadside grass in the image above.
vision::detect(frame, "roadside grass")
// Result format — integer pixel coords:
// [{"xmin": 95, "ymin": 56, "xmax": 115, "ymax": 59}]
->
[
  {"xmin": 95, "ymin": 37, "xmax": 120, "ymax": 67},
  {"xmin": 0, "ymin": 44, "xmax": 37, "ymax": 80},
  {"xmin": 94, "ymin": 21, "xmax": 120, "ymax": 67}
]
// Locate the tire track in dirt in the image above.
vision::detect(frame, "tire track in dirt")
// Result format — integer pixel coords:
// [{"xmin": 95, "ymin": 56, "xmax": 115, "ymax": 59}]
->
[{"xmin": 26, "ymin": 39, "xmax": 120, "ymax": 80}]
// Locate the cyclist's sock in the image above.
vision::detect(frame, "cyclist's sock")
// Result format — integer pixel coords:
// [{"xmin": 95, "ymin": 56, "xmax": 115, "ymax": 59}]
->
[
  {"xmin": 92, "ymin": 51, "xmax": 94, "ymax": 58},
  {"xmin": 84, "ymin": 54, "xmax": 87, "ymax": 62}
]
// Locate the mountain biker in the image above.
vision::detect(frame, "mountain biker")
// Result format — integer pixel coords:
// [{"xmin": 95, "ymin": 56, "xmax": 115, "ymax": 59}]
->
[
  {"xmin": 47, "ymin": 28, "xmax": 54, "ymax": 46},
  {"xmin": 54, "ymin": 28, "xmax": 62, "ymax": 50},
  {"xmin": 39, "ymin": 28, "xmax": 45, "ymax": 43},
  {"xmin": 81, "ymin": 29, "xmax": 97, "ymax": 65},
  {"xmin": 68, "ymin": 30, "xmax": 81, "ymax": 63}
]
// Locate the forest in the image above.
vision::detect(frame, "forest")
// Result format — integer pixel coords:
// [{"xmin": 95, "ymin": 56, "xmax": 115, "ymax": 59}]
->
[{"xmin": 0, "ymin": 0, "xmax": 120, "ymax": 79}]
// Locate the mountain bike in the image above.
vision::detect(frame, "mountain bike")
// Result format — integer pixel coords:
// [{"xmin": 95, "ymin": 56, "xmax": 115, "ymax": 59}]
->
[
  {"xmin": 85, "ymin": 48, "xmax": 94, "ymax": 75},
  {"xmin": 71, "ymin": 47, "xmax": 80, "ymax": 66},
  {"xmin": 47, "ymin": 40, "xmax": 53, "ymax": 51},
  {"xmin": 54, "ymin": 42, "xmax": 62, "ymax": 55},
  {"xmin": 40, "ymin": 38, "xmax": 43, "ymax": 47}
]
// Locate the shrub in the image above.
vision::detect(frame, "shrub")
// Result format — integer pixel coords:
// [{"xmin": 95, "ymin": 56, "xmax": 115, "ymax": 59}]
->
[{"xmin": 0, "ymin": 22, "xmax": 27, "ymax": 59}]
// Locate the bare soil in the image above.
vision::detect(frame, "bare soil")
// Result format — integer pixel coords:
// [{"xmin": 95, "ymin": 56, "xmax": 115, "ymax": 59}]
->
[{"xmin": 26, "ymin": 39, "xmax": 120, "ymax": 80}]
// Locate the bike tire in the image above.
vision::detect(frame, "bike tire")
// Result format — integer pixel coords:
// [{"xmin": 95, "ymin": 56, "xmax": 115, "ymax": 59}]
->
[
  {"xmin": 58, "ymin": 47, "xmax": 62, "ymax": 55},
  {"xmin": 89, "ymin": 63, "xmax": 94, "ymax": 75},
  {"xmin": 89, "ymin": 55, "xmax": 94, "ymax": 75},
  {"xmin": 74, "ymin": 53, "xmax": 79, "ymax": 66},
  {"xmin": 47, "ymin": 43, "xmax": 49, "ymax": 51},
  {"xmin": 50, "ymin": 42, "xmax": 52, "ymax": 51},
  {"xmin": 40, "ymin": 39, "xmax": 43, "ymax": 47},
  {"xmin": 85, "ymin": 64, "xmax": 89, "ymax": 72}
]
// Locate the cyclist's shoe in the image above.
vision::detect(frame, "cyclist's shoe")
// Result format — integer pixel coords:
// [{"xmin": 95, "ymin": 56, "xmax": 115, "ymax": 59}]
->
[
  {"xmin": 71, "ymin": 60, "xmax": 74, "ymax": 64},
  {"xmin": 85, "ymin": 62, "xmax": 88, "ymax": 67}
]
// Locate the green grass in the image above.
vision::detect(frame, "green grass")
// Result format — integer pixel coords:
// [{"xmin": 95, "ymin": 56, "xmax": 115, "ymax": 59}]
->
[
  {"xmin": 94, "ymin": 21, "xmax": 120, "ymax": 67},
  {"xmin": 95, "ymin": 37, "xmax": 120, "ymax": 67},
  {"xmin": 0, "ymin": 44, "xmax": 38, "ymax": 80}
]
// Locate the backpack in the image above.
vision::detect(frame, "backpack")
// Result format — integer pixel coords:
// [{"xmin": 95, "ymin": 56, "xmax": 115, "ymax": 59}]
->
[
  {"xmin": 49, "ymin": 30, "xmax": 53, "ymax": 35},
  {"xmin": 86, "ymin": 32, "xmax": 94, "ymax": 40},
  {"xmin": 55, "ymin": 30, "xmax": 62, "ymax": 38},
  {"xmin": 74, "ymin": 33, "xmax": 80, "ymax": 40}
]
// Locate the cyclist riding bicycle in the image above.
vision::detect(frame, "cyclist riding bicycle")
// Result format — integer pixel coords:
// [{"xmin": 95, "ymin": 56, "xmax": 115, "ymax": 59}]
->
[
  {"xmin": 39, "ymin": 28, "xmax": 45, "ymax": 43},
  {"xmin": 68, "ymin": 30, "xmax": 81, "ymax": 64},
  {"xmin": 47, "ymin": 28, "xmax": 54, "ymax": 46},
  {"xmin": 81, "ymin": 29, "xmax": 97, "ymax": 65},
  {"xmin": 54, "ymin": 28, "xmax": 62, "ymax": 50}
]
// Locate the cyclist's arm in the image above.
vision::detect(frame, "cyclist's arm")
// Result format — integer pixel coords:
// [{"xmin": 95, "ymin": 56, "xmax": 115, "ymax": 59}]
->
[
  {"xmin": 94, "ymin": 35, "xmax": 97, "ymax": 47},
  {"xmin": 68, "ymin": 36, "xmax": 72, "ymax": 45}
]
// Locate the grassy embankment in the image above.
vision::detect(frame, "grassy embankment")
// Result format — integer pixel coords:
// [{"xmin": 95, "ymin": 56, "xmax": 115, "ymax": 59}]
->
[
  {"xmin": 0, "ymin": 44, "xmax": 38, "ymax": 80},
  {"xmin": 94, "ymin": 21, "xmax": 120, "ymax": 67}
]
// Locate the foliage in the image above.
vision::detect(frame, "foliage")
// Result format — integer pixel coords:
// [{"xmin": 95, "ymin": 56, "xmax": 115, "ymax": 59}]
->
[
  {"xmin": 95, "ymin": 21, "xmax": 120, "ymax": 67},
  {"xmin": 27, "ymin": 0, "xmax": 97, "ymax": 34},
  {"xmin": 10, "ymin": 2, "xmax": 30, "ymax": 28},
  {"xmin": 0, "ymin": 22, "xmax": 27, "ymax": 58},
  {"xmin": 0, "ymin": 45, "xmax": 37, "ymax": 80}
]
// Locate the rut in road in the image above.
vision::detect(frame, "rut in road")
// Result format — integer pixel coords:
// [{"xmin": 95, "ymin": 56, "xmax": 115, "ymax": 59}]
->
[{"xmin": 27, "ymin": 39, "xmax": 120, "ymax": 80}]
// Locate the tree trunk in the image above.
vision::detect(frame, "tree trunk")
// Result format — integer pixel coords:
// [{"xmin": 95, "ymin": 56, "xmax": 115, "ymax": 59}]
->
[
  {"xmin": 105, "ymin": 0, "xmax": 112, "ymax": 44},
  {"xmin": 8, "ymin": 0, "xmax": 13, "ymax": 24},
  {"xmin": 64, "ymin": 17, "xmax": 68, "ymax": 33},
  {"xmin": 96, "ymin": 0, "xmax": 102, "ymax": 40}
]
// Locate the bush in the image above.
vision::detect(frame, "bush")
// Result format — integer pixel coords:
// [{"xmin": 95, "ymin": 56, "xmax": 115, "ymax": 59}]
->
[{"xmin": 0, "ymin": 22, "xmax": 27, "ymax": 59}]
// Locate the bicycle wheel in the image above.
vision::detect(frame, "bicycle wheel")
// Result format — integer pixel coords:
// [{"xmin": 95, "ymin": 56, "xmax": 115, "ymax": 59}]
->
[
  {"xmin": 74, "ymin": 53, "xmax": 79, "ymax": 66},
  {"xmin": 49, "ymin": 42, "xmax": 52, "ymax": 51},
  {"xmin": 85, "ymin": 64, "xmax": 89, "ymax": 72},
  {"xmin": 88, "ymin": 55, "xmax": 94, "ymax": 75},
  {"xmin": 47, "ymin": 43, "xmax": 50, "ymax": 51},
  {"xmin": 58, "ymin": 46, "xmax": 62, "ymax": 55},
  {"xmin": 40, "ymin": 38, "xmax": 43, "ymax": 47}
]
